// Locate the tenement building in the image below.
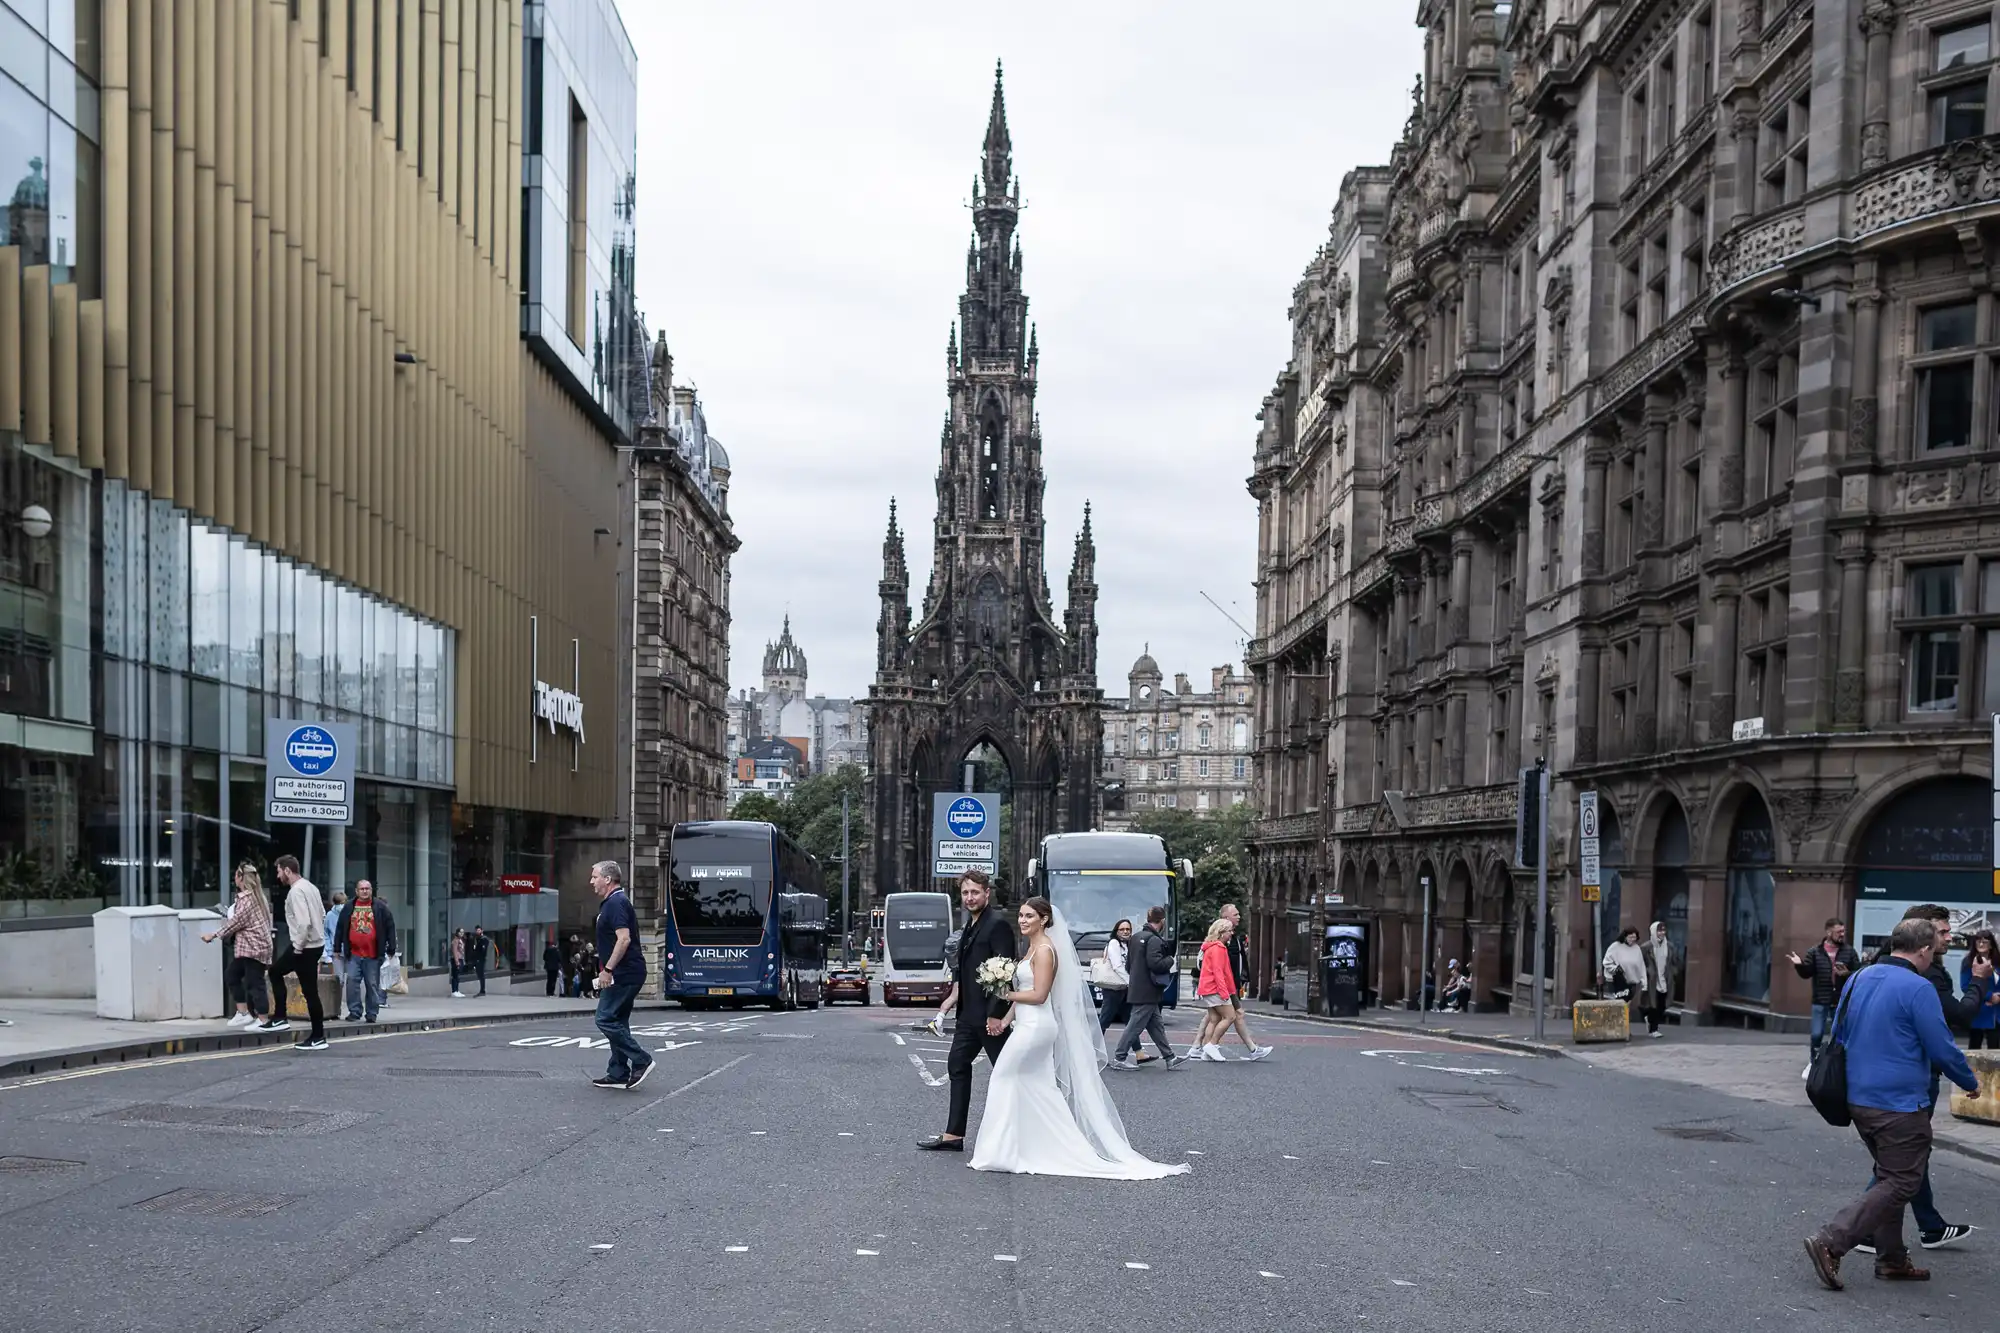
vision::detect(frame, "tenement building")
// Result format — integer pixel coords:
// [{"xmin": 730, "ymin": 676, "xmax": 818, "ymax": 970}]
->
[
  {"xmin": 0, "ymin": 1, "xmax": 728, "ymax": 991},
  {"xmin": 1251, "ymin": 0, "xmax": 2000, "ymax": 1026},
  {"xmin": 1101, "ymin": 655, "xmax": 1255, "ymax": 828}
]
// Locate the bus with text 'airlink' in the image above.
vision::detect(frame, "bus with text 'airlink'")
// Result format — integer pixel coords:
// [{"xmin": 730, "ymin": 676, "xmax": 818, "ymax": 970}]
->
[
  {"xmin": 1026, "ymin": 831, "xmax": 1191, "ymax": 1007},
  {"xmin": 663, "ymin": 820, "xmax": 827, "ymax": 1010},
  {"xmin": 879, "ymin": 891, "xmax": 958, "ymax": 1006}
]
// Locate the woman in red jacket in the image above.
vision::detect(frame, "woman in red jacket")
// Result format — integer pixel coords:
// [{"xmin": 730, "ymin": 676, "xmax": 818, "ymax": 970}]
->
[{"xmin": 1194, "ymin": 919, "xmax": 1272, "ymax": 1062}]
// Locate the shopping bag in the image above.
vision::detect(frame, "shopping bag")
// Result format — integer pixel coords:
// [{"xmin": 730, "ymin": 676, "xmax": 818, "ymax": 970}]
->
[{"xmin": 381, "ymin": 956, "xmax": 409, "ymax": 996}]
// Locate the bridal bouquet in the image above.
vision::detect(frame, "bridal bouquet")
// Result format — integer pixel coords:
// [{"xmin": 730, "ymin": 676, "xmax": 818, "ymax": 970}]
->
[{"xmin": 974, "ymin": 956, "xmax": 1018, "ymax": 1003}]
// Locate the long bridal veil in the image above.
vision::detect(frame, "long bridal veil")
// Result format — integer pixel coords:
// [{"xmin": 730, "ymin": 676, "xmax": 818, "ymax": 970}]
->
[{"xmin": 1044, "ymin": 907, "xmax": 1190, "ymax": 1174}]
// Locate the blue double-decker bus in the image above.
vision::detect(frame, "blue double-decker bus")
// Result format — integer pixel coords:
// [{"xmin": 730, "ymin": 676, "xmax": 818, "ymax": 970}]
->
[{"xmin": 664, "ymin": 820, "xmax": 827, "ymax": 1010}]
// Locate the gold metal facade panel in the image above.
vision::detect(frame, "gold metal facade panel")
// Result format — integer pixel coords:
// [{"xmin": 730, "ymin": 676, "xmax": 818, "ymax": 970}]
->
[{"xmin": 2, "ymin": 1, "xmax": 610, "ymax": 822}]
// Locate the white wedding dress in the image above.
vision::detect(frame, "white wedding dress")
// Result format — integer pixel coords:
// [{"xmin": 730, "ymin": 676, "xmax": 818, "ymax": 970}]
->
[{"xmin": 969, "ymin": 929, "xmax": 1190, "ymax": 1180}]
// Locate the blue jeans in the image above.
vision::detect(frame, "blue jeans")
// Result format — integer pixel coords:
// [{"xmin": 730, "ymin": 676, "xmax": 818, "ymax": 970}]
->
[
  {"xmin": 594, "ymin": 979, "xmax": 651, "ymax": 1080},
  {"xmin": 1810, "ymin": 1002, "xmax": 1838, "ymax": 1056},
  {"xmin": 344, "ymin": 956, "xmax": 383, "ymax": 1020}
]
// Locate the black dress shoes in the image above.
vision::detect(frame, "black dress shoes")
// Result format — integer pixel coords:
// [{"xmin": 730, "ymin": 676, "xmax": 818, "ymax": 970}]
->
[{"xmin": 916, "ymin": 1135, "xmax": 965, "ymax": 1152}]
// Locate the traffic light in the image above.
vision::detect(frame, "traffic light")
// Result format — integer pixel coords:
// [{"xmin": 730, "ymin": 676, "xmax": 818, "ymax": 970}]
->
[{"xmin": 1514, "ymin": 761, "xmax": 1543, "ymax": 869}]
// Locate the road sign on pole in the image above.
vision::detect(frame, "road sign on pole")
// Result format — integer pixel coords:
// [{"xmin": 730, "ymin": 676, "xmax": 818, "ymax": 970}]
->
[
  {"xmin": 264, "ymin": 719, "xmax": 357, "ymax": 825},
  {"xmin": 931, "ymin": 792, "xmax": 1000, "ymax": 881}
]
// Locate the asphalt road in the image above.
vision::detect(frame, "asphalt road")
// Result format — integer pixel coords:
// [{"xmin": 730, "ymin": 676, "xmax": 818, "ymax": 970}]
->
[{"xmin": 2, "ymin": 1000, "xmax": 1995, "ymax": 1332}]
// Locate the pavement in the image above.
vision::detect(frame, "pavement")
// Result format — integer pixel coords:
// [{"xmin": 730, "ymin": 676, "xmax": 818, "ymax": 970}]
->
[
  {"xmin": 1241, "ymin": 998, "xmax": 2000, "ymax": 1167},
  {"xmin": 3, "ymin": 997, "xmax": 1998, "ymax": 1331}
]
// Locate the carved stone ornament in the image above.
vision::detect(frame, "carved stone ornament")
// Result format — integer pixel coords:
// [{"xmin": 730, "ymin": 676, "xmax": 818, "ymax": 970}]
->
[
  {"xmin": 1736, "ymin": 0, "xmax": 1764, "ymax": 41},
  {"xmin": 1542, "ymin": 265, "xmax": 1573, "ymax": 312},
  {"xmin": 1773, "ymin": 787, "xmax": 1856, "ymax": 851},
  {"xmin": 1858, "ymin": 0, "xmax": 1900, "ymax": 38}
]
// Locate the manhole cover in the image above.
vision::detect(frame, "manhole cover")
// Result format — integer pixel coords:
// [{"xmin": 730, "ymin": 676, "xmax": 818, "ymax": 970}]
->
[
  {"xmin": 129, "ymin": 1188, "xmax": 295, "ymax": 1219},
  {"xmin": 1405, "ymin": 1088, "xmax": 1516, "ymax": 1112},
  {"xmin": 385, "ymin": 1067, "xmax": 545, "ymax": 1079},
  {"xmin": 0, "ymin": 1156, "xmax": 82, "ymax": 1172},
  {"xmin": 95, "ymin": 1104, "xmax": 327, "ymax": 1133},
  {"xmin": 1657, "ymin": 1125, "xmax": 1747, "ymax": 1143}
]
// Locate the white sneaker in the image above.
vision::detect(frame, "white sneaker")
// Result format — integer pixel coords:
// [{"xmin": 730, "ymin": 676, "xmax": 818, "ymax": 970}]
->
[
  {"xmin": 1244, "ymin": 1045, "xmax": 1273, "ymax": 1061},
  {"xmin": 451, "ymin": 991, "xmax": 465, "ymax": 999},
  {"xmin": 226, "ymin": 1012, "xmax": 254, "ymax": 1028},
  {"xmin": 1204, "ymin": 1044, "xmax": 1229, "ymax": 1061}
]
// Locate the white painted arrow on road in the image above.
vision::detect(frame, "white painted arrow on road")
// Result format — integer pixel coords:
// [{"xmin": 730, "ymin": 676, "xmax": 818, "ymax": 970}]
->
[{"xmin": 655, "ymin": 1041, "xmax": 703, "ymax": 1052}]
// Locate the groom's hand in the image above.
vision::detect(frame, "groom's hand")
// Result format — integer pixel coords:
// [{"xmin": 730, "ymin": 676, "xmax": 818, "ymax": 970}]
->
[{"xmin": 985, "ymin": 1018, "xmax": 1005, "ymax": 1036}]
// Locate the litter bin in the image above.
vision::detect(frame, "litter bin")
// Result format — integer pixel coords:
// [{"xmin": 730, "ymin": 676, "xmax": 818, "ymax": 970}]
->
[{"xmin": 94, "ymin": 905, "xmax": 182, "ymax": 1020}]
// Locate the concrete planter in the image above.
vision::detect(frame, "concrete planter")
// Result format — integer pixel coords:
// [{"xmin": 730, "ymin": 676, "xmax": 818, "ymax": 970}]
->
[{"xmin": 1951, "ymin": 1050, "xmax": 2000, "ymax": 1125}]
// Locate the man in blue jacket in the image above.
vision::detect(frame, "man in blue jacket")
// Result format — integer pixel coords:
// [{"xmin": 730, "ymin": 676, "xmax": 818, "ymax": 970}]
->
[{"xmin": 1805, "ymin": 916, "xmax": 1981, "ymax": 1290}]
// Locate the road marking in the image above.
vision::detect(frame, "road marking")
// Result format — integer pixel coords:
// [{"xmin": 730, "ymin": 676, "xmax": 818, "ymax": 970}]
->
[
  {"xmin": 838, "ymin": 1132, "xmax": 854, "ymax": 1137},
  {"xmin": 1184, "ymin": 1150, "xmax": 1205, "ymax": 1156},
  {"xmin": 665, "ymin": 1055, "xmax": 751, "ymax": 1100},
  {"xmin": 908, "ymin": 1053, "xmax": 946, "ymax": 1087},
  {"xmin": 892, "ymin": 1033, "xmax": 906, "ymax": 1046},
  {"xmin": 749, "ymin": 1131, "xmax": 767, "ymax": 1136},
  {"xmin": 450, "ymin": 1237, "xmax": 475, "ymax": 1244},
  {"xmin": 856, "ymin": 1249, "xmax": 879, "ymax": 1256},
  {"xmin": 994, "ymin": 1254, "xmax": 1018, "ymax": 1262},
  {"xmin": 657, "ymin": 1128, "xmax": 675, "ymax": 1133},
  {"xmin": 1282, "ymin": 1155, "xmax": 1299, "ymax": 1160},
  {"xmin": 725, "ymin": 1246, "xmax": 749, "ymax": 1253},
  {"xmin": 1125, "ymin": 1262, "xmax": 1150, "ymax": 1270},
  {"xmin": 1370, "ymin": 1160, "xmax": 1391, "ymax": 1166},
  {"xmin": 1259, "ymin": 1271, "xmax": 1281, "ymax": 1279},
  {"xmin": 591, "ymin": 1244, "xmax": 614, "ymax": 1251},
  {"xmin": 655, "ymin": 1041, "xmax": 703, "ymax": 1052},
  {"xmin": 1392, "ymin": 1279, "xmax": 1417, "ymax": 1287}
]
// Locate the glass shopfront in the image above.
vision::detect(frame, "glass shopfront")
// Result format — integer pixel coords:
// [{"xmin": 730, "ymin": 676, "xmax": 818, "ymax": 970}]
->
[{"xmin": 1724, "ymin": 795, "xmax": 1777, "ymax": 1003}]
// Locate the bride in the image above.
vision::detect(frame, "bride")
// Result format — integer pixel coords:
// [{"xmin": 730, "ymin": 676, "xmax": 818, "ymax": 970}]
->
[{"xmin": 969, "ymin": 896, "xmax": 1190, "ymax": 1179}]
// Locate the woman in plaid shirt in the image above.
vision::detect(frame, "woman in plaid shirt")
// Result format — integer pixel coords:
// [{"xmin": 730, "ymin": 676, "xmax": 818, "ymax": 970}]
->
[{"xmin": 203, "ymin": 863, "xmax": 274, "ymax": 1027}]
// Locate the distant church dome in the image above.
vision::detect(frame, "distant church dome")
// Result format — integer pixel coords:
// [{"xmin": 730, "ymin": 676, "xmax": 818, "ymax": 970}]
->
[{"xmin": 1129, "ymin": 645, "xmax": 1160, "ymax": 678}]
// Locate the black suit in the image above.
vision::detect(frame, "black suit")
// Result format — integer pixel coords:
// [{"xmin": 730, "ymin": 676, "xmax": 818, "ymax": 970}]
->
[{"xmin": 946, "ymin": 906, "xmax": 1019, "ymax": 1138}]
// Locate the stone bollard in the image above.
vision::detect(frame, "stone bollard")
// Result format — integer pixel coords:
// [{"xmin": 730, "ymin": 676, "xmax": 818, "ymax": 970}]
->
[
  {"xmin": 1951, "ymin": 1050, "xmax": 2000, "ymax": 1125},
  {"xmin": 1572, "ymin": 997, "xmax": 1631, "ymax": 1044}
]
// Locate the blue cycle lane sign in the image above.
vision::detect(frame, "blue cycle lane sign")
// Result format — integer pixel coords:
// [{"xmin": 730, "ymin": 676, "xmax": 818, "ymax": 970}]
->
[
  {"xmin": 932, "ymin": 791, "xmax": 1000, "ymax": 878},
  {"xmin": 264, "ymin": 718, "xmax": 358, "ymax": 825}
]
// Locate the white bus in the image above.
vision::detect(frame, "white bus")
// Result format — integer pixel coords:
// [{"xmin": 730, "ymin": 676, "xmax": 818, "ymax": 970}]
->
[{"xmin": 880, "ymin": 891, "xmax": 957, "ymax": 1007}]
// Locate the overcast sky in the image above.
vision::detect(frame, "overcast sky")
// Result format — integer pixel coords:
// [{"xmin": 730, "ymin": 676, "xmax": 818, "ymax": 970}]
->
[{"xmin": 624, "ymin": 3, "xmax": 1424, "ymax": 702}]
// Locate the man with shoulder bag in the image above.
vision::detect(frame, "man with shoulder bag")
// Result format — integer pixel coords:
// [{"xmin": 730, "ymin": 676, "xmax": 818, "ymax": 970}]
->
[
  {"xmin": 1804, "ymin": 917, "xmax": 1981, "ymax": 1290},
  {"xmin": 1109, "ymin": 906, "xmax": 1191, "ymax": 1070}
]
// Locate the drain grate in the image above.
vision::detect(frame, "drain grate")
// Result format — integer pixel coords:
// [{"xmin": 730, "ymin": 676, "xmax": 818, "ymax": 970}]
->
[
  {"xmin": 1405, "ymin": 1088, "xmax": 1516, "ymax": 1112},
  {"xmin": 1658, "ymin": 1125, "xmax": 1747, "ymax": 1143},
  {"xmin": 385, "ymin": 1067, "xmax": 545, "ymax": 1079},
  {"xmin": 129, "ymin": 1188, "xmax": 295, "ymax": 1219},
  {"xmin": 95, "ymin": 1103, "xmax": 327, "ymax": 1133},
  {"xmin": 0, "ymin": 1156, "xmax": 83, "ymax": 1172}
]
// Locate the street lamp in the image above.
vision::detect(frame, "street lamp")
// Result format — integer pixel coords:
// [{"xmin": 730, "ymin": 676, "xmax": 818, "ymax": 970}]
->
[{"xmin": 18, "ymin": 504, "xmax": 53, "ymax": 540}]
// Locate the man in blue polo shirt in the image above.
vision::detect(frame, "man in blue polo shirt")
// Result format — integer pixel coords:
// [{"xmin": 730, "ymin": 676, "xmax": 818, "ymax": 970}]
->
[
  {"xmin": 588, "ymin": 860, "xmax": 653, "ymax": 1091},
  {"xmin": 1805, "ymin": 916, "xmax": 1980, "ymax": 1290}
]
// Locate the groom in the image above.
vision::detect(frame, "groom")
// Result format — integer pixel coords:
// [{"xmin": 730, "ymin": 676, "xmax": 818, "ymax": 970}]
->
[{"xmin": 918, "ymin": 868, "xmax": 1018, "ymax": 1152}]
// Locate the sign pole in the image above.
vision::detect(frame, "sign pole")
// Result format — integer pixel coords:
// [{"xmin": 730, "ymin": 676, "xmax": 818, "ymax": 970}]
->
[
  {"xmin": 840, "ymin": 788, "xmax": 852, "ymax": 967},
  {"xmin": 1533, "ymin": 760, "xmax": 1550, "ymax": 1044},
  {"xmin": 1992, "ymin": 715, "xmax": 1999, "ymax": 901},
  {"xmin": 1418, "ymin": 875, "xmax": 1432, "ymax": 1026}
]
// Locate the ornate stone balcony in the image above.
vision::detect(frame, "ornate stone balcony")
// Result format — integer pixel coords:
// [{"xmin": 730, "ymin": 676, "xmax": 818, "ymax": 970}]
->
[
  {"xmin": 1592, "ymin": 303, "xmax": 1700, "ymax": 418},
  {"xmin": 1332, "ymin": 783, "xmax": 1517, "ymax": 838},
  {"xmin": 1710, "ymin": 134, "xmax": 2000, "ymax": 303},
  {"xmin": 1254, "ymin": 811, "xmax": 1323, "ymax": 845}
]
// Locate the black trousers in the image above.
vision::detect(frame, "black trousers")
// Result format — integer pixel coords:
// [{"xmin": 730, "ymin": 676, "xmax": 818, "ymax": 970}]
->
[
  {"xmin": 267, "ymin": 945, "xmax": 325, "ymax": 1040},
  {"xmin": 226, "ymin": 955, "xmax": 269, "ymax": 1013},
  {"xmin": 1097, "ymin": 987, "xmax": 1130, "ymax": 1032},
  {"xmin": 945, "ymin": 1019, "xmax": 1009, "ymax": 1138},
  {"xmin": 474, "ymin": 957, "xmax": 487, "ymax": 994},
  {"xmin": 546, "ymin": 967, "xmax": 560, "ymax": 996},
  {"xmin": 1972, "ymin": 1029, "xmax": 1997, "ymax": 1050}
]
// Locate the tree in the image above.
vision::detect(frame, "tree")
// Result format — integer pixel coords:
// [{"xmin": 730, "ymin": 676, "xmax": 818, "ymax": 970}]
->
[
  {"xmin": 1132, "ymin": 803, "xmax": 1259, "ymax": 943},
  {"xmin": 727, "ymin": 792, "xmax": 784, "ymax": 824}
]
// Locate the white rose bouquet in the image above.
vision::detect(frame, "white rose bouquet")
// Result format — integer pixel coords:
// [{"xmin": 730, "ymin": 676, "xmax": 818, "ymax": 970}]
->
[{"xmin": 974, "ymin": 955, "xmax": 1018, "ymax": 1004}]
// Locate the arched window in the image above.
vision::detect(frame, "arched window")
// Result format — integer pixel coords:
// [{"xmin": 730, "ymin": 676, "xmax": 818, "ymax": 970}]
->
[
  {"xmin": 1232, "ymin": 718, "xmax": 1250, "ymax": 750},
  {"xmin": 1136, "ymin": 727, "xmax": 1151, "ymax": 752}
]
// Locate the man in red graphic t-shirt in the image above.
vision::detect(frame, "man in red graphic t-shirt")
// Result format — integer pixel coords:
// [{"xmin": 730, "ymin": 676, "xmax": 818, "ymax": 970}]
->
[{"xmin": 334, "ymin": 881, "xmax": 397, "ymax": 1024}]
